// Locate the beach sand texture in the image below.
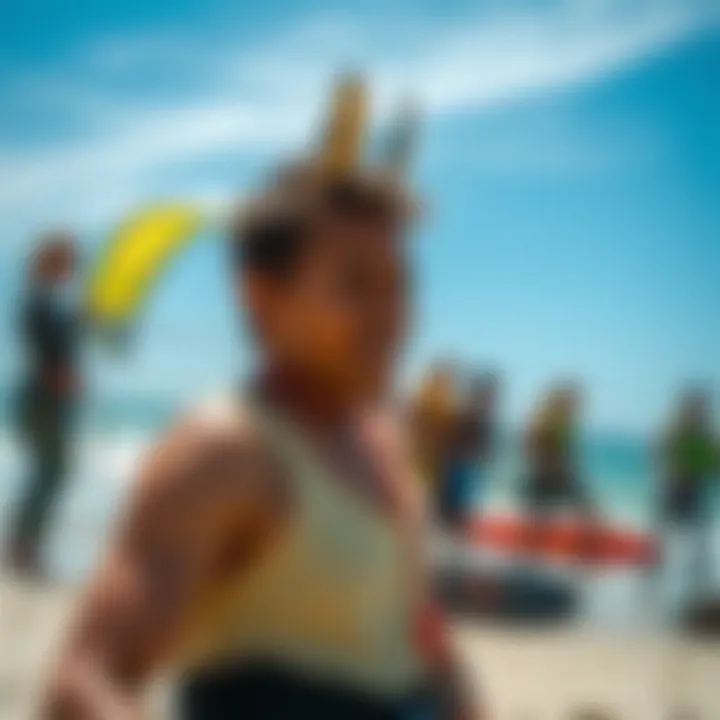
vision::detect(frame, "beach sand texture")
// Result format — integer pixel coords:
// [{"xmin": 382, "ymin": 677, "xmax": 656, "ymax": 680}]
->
[{"xmin": 1, "ymin": 575, "xmax": 719, "ymax": 719}]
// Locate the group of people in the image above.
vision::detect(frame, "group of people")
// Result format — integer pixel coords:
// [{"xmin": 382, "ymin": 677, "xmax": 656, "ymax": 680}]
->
[
  {"xmin": 409, "ymin": 367, "xmax": 589, "ymax": 532},
  {"xmin": 409, "ymin": 365, "xmax": 499, "ymax": 532},
  {"xmin": 5, "ymin": 231, "xmax": 718, "ymax": 583},
  {"xmin": 8, "ymin": 162, "xmax": 484, "ymax": 718},
  {"xmin": 1, "ymin": 100, "xmax": 717, "ymax": 720},
  {"xmin": 410, "ymin": 365, "xmax": 718, "ymax": 580},
  {"xmin": 6, "ymin": 229, "xmax": 718, "ymax": 580}
]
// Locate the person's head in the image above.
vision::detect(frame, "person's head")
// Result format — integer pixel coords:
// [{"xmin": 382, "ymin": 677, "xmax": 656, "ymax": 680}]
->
[
  {"xmin": 678, "ymin": 388, "xmax": 710, "ymax": 431},
  {"xmin": 416, "ymin": 361, "xmax": 455, "ymax": 416},
  {"xmin": 30, "ymin": 231, "xmax": 77, "ymax": 287},
  {"xmin": 233, "ymin": 165, "xmax": 414, "ymax": 405},
  {"xmin": 546, "ymin": 382, "xmax": 581, "ymax": 424}
]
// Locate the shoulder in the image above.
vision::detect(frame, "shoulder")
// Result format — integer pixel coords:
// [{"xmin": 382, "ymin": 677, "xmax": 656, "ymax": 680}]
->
[
  {"xmin": 155, "ymin": 395, "xmax": 260, "ymax": 484},
  {"xmin": 125, "ymin": 393, "xmax": 287, "ymax": 533}
]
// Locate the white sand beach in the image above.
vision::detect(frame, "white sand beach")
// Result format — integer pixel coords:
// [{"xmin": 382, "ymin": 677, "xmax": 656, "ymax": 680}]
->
[{"xmin": 2, "ymin": 575, "xmax": 719, "ymax": 719}]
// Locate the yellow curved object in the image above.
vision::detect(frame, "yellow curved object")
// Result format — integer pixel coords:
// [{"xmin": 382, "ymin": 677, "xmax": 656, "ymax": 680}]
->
[
  {"xmin": 85, "ymin": 203, "xmax": 205, "ymax": 330},
  {"xmin": 319, "ymin": 75, "xmax": 368, "ymax": 178}
]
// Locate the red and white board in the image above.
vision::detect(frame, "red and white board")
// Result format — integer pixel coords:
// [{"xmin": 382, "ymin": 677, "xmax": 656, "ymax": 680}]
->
[{"xmin": 466, "ymin": 513, "xmax": 658, "ymax": 566}]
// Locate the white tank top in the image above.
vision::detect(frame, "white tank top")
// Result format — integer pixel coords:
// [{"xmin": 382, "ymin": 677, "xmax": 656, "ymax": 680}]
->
[{"xmin": 174, "ymin": 396, "xmax": 426, "ymax": 698}]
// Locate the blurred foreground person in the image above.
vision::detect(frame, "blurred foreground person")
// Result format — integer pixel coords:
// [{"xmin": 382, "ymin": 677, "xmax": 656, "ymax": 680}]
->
[
  {"xmin": 5, "ymin": 233, "xmax": 81, "ymax": 579},
  {"xmin": 521, "ymin": 385, "xmax": 593, "ymax": 549},
  {"xmin": 44, "ymin": 166, "xmax": 480, "ymax": 719},
  {"xmin": 439, "ymin": 373, "xmax": 499, "ymax": 533},
  {"xmin": 659, "ymin": 389, "xmax": 718, "ymax": 590}
]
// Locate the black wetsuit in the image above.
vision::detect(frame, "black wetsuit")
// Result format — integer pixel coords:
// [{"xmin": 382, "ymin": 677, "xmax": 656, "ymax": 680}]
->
[{"xmin": 10, "ymin": 287, "xmax": 80, "ymax": 559}]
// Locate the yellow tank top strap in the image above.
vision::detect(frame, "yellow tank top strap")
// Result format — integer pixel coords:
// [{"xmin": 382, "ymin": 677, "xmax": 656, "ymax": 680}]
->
[{"xmin": 246, "ymin": 396, "xmax": 350, "ymax": 513}]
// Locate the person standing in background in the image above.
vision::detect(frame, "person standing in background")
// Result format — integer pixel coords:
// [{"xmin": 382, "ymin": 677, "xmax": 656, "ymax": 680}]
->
[
  {"xmin": 5, "ymin": 233, "xmax": 82, "ymax": 579},
  {"xmin": 522, "ymin": 384, "xmax": 588, "ymax": 514},
  {"xmin": 465, "ymin": 373, "xmax": 499, "ymax": 511},
  {"xmin": 520, "ymin": 384, "xmax": 594, "ymax": 558},
  {"xmin": 410, "ymin": 362, "xmax": 457, "ymax": 505},
  {"xmin": 438, "ymin": 373, "xmax": 499, "ymax": 533},
  {"xmin": 659, "ymin": 389, "xmax": 718, "ymax": 593}
]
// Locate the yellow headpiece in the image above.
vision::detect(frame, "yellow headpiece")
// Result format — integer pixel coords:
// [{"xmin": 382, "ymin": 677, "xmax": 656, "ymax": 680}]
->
[
  {"xmin": 318, "ymin": 74, "xmax": 420, "ymax": 186},
  {"xmin": 318, "ymin": 74, "xmax": 368, "ymax": 179}
]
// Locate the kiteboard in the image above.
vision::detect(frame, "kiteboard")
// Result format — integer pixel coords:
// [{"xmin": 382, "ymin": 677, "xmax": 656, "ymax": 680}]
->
[{"xmin": 466, "ymin": 513, "xmax": 658, "ymax": 567}]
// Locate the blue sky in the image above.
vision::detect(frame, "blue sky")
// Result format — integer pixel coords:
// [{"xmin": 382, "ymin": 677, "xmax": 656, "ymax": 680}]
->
[{"xmin": 1, "ymin": 0, "xmax": 719, "ymax": 433}]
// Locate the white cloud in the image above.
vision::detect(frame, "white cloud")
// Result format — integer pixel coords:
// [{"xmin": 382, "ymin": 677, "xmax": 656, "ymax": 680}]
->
[
  {"xmin": 428, "ymin": 105, "xmax": 670, "ymax": 177},
  {"xmin": 0, "ymin": 0, "xmax": 717, "ymax": 247},
  {"xmin": 407, "ymin": 1, "xmax": 699, "ymax": 114}
]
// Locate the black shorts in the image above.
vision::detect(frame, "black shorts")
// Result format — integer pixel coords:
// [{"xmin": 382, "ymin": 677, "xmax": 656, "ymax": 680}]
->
[{"xmin": 179, "ymin": 663, "xmax": 442, "ymax": 720}]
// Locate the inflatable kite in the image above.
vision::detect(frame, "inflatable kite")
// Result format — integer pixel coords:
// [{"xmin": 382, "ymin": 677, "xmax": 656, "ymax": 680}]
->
[{"xmin": 83, "ymin": 203, "xmax": 209, "ymax": 342}]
